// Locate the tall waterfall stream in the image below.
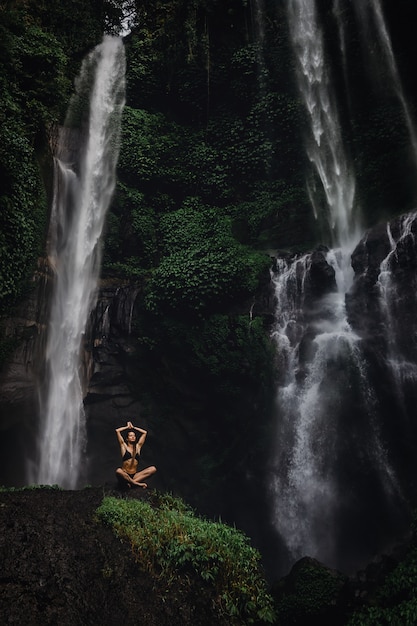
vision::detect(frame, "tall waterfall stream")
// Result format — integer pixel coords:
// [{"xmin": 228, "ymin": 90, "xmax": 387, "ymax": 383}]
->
[
  {"xmin": 269, "ymin": 0, "xmax": 416, "ymax": 570},
  {"xmin": 32, "ymin": 37, "xmax": 126, "ymax": 488}
]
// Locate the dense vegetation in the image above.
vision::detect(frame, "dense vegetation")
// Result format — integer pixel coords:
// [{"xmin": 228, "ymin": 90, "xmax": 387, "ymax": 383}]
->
[
  {"xmin": 346, "ymin": 513, "xmax": 417, "ymax": 626},
  {"xmin": 96, "ymin": 0, "xmax": 314, "ymax": 516},
  {"xmin": 0, "ymin": 0, "xmax": 129, "ymax": 373},
  {"xmin": 2, "ymin": 0, "xmax": 417, "ymax": 621},
  {"xmin": 97, "ymin": 493, "xmax": 276, "ymax": 624},
  {"xmin": 0, "ymin": 0, "xmax": 117, "ymax": 310},
  {"xmin": 3, "ymin": 485, "xmax": 417, "ymax": 624}
]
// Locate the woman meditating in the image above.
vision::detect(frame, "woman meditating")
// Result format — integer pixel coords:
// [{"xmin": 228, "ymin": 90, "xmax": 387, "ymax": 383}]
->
[{"xmin": 115, "ymin": 420, "xmax": 157, "ymax": 488}]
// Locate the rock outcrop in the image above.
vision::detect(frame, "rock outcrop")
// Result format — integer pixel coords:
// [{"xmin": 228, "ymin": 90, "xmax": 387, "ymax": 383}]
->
[
  {"xmin": 346, "ymin": 210, "xmax": 417, "ymax": 488},
  {"xmin": 0, "ymin": 487, "xmax": 232, "ymax": 625},
  {"xmin": 0, "ymin": 259, "xmax": 52, "ymax": 484}
]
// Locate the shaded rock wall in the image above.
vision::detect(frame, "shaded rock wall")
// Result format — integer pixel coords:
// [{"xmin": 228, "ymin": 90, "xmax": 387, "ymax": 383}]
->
[
  {"xmin": 347, "ymin": 211, "xmax": 417, "ymax": 492},
  {"xmin": 0, "ymin": 259, "xmax": 52, "ymax": 485},
  {"xmin": 0, "ymin": 488, "xmax": 230, "ymax": 626},
  {"xmin": 84, "ymin": 280, "xmax": 154, "ymax": 489},
  {"xmin": 0, "ymin": 271, "xmax": 148, "ymax": 489}
]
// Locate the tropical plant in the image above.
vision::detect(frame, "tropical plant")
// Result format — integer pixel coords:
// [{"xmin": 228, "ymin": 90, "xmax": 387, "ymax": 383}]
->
[{"xmin": 96, "ymin": 493, "xmax": 276, "ymax": 624}]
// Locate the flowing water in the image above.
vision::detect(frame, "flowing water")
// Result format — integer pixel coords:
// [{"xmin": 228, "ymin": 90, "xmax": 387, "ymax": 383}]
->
[
  {"xmin": 351, "ymin": 0, "xmax": 417, "ymax": 167},
  {"xmin": 270, "ymin": 249, "xmax": 400, "ymax": 566},
  {"xmin": 377, "ymin": 212, "xmax": 417, "ymax": 414},
  {"xmin": 269, "ymin": 0, "xmax": 403, "ymax": 569},
  {"xmin": 33, "ymin": 36, "xmax": 125, "ymax": 488},
  {"xmin": 286, "ymin": 0, "xmax": 358, "ymax": 250}
]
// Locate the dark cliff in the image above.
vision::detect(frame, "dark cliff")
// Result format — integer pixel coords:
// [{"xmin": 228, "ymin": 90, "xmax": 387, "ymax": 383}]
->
[
  {"xmin": 2, "ymin": 0, "xmax": 417, "ymax": 598},
  {"xmin": 0, "ymin": 488, "xmax": 228, "ymax": 625},
  {"xmin": 2, "ymin": 487, "xmax": 417, "ymax": 626}
]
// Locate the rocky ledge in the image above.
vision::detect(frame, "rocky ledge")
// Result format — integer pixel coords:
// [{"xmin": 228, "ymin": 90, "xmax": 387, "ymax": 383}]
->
[
  {"xmin": 0, "ymin": 487, "xmax": 231, "ymax": 626},
  {"xmin": 1, "ymin": 487, "xmax": 414, "ymax": 626}
]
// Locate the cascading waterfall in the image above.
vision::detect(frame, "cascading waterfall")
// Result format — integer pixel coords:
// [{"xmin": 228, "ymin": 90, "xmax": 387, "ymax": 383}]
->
[
  {"xmin": 332, "ymin": 0, "xmax": 349, "ymax": 97},
  {"xmin": 377, "ymin": 213, "xmax": 417, "ymax": 413},
  {"xmin": 269, "ymin": 0, "xmax": 401, "ymax": 570},
  {"xmin": 270, "ymin": 250, "xmax": 400, "ymax": 565},
  {"xmin": 351, "ymin": 0, "xmax": 417, "ymax": 168},
  {"xmin": 33, "ymin": 36, "xmax": 126, "ymax": 488},
  {"xmin": 286, "ymin": 0, "xmax": 358, "ymax": 249}
]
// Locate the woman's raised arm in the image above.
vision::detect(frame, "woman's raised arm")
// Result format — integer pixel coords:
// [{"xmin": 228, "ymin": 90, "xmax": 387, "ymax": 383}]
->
[
  {"xmin": 115, "ymin": 422, "xmax": 131, "ymax": 446},
  {"xmin": 130, "ymin": 422, "xmax": 147, "ymax": 447}
]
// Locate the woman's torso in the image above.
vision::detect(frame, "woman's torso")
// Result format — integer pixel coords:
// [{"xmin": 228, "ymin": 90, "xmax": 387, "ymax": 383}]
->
[{"xmin": 122, "ymin": 444, "xmax": 140, "ymax": 473}]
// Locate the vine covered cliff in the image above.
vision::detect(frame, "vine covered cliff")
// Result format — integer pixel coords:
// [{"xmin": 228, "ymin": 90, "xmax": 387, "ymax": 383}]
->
[{"xmin": 2, "ymin": 0, "xmax": 417, "ymax": 600}]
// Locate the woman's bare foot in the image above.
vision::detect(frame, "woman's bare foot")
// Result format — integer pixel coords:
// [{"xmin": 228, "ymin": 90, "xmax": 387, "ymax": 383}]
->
[{"xmin": 134, "ymin": 481, "xmax": 147, "ymax": 489}]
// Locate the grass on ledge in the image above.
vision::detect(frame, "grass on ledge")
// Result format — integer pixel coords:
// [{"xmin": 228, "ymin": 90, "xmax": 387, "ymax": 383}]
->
[{"xmin": 96, "ymin": 492, "xmax": 276, "ymax": 625}]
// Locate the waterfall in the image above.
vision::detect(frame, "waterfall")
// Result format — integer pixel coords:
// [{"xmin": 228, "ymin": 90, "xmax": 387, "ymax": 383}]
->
[
  {"xmin": 286, "ymin": 0, "xmax": 358, "ymax": 250},
  {"xmin": 269, "ymin": 0, "xmax": 401, "ymax": 570},
  {"xmin": 33, "ymin": 36, "xmax": 126, "ymax": 488},
  {"xmin": 270, "ymin": 251, "xmax": 400, "ymax": 567},
  {"xmin": 352, "ymin": 0, "xmax": 417, "ymax": 168},
  {"xmin": 332, "ymin": 0, "xmax": 348, "ymax": 94},
  {"xmin": 377, "ymin": 213, "xmax": 417, "ymax": 413}
]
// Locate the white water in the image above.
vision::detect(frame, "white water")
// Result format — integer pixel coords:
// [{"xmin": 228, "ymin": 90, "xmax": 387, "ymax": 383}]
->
[
  {"xmin": 34, "ymin": 36, "xmax": 126, "ymax": 488},
  {"xmin": 270, "ymin": 0, "xmax": 400, "ymax": 567},
  {"xmin": 377, "ymin": 213, "xmax": 417, "ymax": 409},
  {"xmin": 332, "ymin": 0, "xmax": 349, "ymax": 96},
  {"xmin": 270, "ymin": 251, "xmax": 399, "ymax": 563},
  {"xmin": 287, "ymin": 0, "xmax": 358, "ymax": 250},
  {"xmin": 351, "ymin": 0, "xmax": 417, "ymax": 168}
]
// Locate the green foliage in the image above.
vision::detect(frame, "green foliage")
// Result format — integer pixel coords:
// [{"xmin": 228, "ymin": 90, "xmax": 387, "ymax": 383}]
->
[
  {"xmin": 104, "ymin": 182, "xmax": 158, "ymax": 270},
  {"xmin": 347, "ymin": 546, "xmax": 417, "ymax": 626},
  {"xmin": 0, "ymin": 484, "xmax": 62, "ymax": 492},
  {"xmin": 352, "ymin": 101, "xmax": 415, "ymax": 224},
  {"xmin": 142, "ymin": 313, "xmax": 274, "ymax": 400},
  {"xmin": 144, "ymin": 199, "xmax": 270, "ymax": 314},
  {"xmin": 274, "ymin": 560, "xmax": 347, "ymax": 625},
  {"xmin": 145, "ymin": 243, "xmax": 269, "ymax": 315},
  {"xmin": 229, "ymin": 184, "xmax": 309, "ymax": 248},
  {"xmin": 16, "ymin": 0, "xmax": 113, "ymax": 62},
  {"xmin": 158, "ymin": 199, "xmax": 225, "ymax": 253},
  {"xmin": 0, "ymin": 0, "xmax": 126, "ymax": 314},
  {"xmin": 0, "ymin": 10, "xmax": 68, "ymax": 309},
  {"xmin": 0, "ymin": 7, "xmax": 74, "ymax": 131},
  {"xmin": 118, "ymin": 107, "xmax": 192, "ymax": 188},
  {"xmin": 114, "ymin": 1, "xmax": 311, "ymax": 294},
  {"xmin": 185, "ymin": 141, "xmax": 232, "ymax": 201},
  {"xmin": 0, "ymin": 121, "xmax": 46, "ymax": 308},
  {"xmin": 96, "ymin": 494, "xmax": 276, "ymax": 624},
  {"xmin": 123, "ymin": 0, "xmax": 215, "ymax": 118},
  {"xmin": 186, "ymin": 314, "xmax": 274, "ymax": 395},
  {"xmin": 4, "ymin": 24, "xmax": 70, "ymax": 128},
  {"xmin": 346, "ymin": 511, "xmax": 417, "ymax": 625},
  {"xmin": 348, "ymin": 600, "xmax": 417, "ymax": 626}
]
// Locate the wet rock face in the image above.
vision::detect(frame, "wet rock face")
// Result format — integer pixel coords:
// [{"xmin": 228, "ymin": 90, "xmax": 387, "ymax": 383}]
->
[
  {"xmin": 0, "ymin": 274, "xmax": 145, "ymax": 489},
  {"xmin": 346, "ymin": 211, "xmax": 417, "ymax": 481},
  {"xmin": 307, "ymin": 246, "xmax": 337, "ymax": 301},
  {"xmin": 347, "ymin": 212, "xmax": 417, "ymax": 344},
  {"xmin": 347, "ymin": 221, "xmax": 393, "ymax": 338},
  {"xmin": 0, "ymin": 259, "xmax": 52, "ymax": 485},
  {"xmin": 0, "ymin": 264, "xmax": 274, "ymax": 494},
  {"xmin": 83, "ymin": 281, "xmax": 149, "ymax": 489}
]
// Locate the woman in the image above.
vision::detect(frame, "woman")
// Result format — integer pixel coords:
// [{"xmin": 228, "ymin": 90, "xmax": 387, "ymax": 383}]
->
[{"xmin": 115, "ymin": 420, "xmax": 157, "ymax": 488}]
